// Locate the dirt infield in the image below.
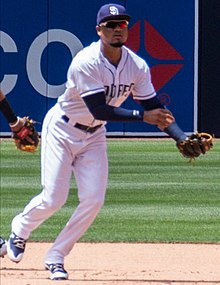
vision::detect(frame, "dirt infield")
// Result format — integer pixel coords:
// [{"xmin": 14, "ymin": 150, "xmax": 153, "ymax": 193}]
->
[{"xmin": 1, "ymin": 243, "xmax": 220, "ymax": 285}]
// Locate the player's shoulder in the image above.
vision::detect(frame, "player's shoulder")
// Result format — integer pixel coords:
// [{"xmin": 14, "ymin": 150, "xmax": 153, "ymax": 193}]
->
[
  {"xmin": 67, "ymin": 41, "xmax": 101, "ymax": 77},
  {"xmin": 123, "ymin": 46, "xmax": 148, "ymax": 69},
  {"xmin": 73, "ymin": 41, "xmax": 100, "ymax": 66}
]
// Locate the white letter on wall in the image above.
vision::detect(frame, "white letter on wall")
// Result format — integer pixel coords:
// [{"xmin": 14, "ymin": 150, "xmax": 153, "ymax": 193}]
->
[
  {"xmin": 0, "ymin": 31, "xmax": 18, "ymax": 94},
  {"xmin": 26, "ymin": 29, "xmax": 83, "ymax": 98}
]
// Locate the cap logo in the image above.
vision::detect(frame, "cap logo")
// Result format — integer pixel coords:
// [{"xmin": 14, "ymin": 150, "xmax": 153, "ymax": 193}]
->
[{"xmin": 109, "ymin": 6, "xmax": 119, "ymax": 16}]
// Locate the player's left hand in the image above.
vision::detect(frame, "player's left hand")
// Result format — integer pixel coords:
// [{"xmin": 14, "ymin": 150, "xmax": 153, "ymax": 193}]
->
[
  {"xmin": 11, "ymin": 117, "xmax": 39, "ymax": 152},
  {"xmin": 176, "ymin": 132, "xmax": 213, "ymax": 159}
]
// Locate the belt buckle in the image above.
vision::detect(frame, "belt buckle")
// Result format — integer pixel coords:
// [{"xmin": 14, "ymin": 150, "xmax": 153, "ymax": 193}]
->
[{"xmin": 86, "ymin": 126, "xmax": 91, "ymax": 132}]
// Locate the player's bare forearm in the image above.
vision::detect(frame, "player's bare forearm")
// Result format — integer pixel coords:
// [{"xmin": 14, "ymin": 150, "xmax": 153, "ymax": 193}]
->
[{"xmin": 0, "ymin": 90, "xmax": 6, "ymax": 102}]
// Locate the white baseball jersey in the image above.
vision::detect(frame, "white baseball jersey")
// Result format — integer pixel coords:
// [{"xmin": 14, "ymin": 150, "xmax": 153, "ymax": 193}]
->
[{"xmin": 58, "ymin": 40, "xmax": 156, "ymax": 126}]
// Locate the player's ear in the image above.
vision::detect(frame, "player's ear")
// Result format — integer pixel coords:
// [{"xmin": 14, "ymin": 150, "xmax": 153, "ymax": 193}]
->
[{"xmin": 96, "ymin": 25, "xmax": 102, "ymax": 36}]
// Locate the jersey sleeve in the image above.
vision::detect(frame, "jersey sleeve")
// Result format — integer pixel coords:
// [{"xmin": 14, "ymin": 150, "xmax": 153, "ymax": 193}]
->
[
  {"xmin": 132, "ymin": 61, "xmax": 156, "ymax": 101},
  {"xmin": 67, "ymin": 58, "xmax": 105, "ymax": 98}
]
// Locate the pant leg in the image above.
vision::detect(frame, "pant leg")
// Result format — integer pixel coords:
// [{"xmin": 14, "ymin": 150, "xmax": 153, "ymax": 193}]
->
[
  {"xmin": 45, "ymin": 129, "xmax": 108, "ymax": 264},
  {"xmin": 11, "ymin": 106, "xmax": 74, "ymax": 239}
]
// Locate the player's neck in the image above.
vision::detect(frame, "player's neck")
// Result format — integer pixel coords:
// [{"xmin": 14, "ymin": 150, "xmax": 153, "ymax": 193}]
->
[{"xmin": 101, "ymin": 45, "xmax": 122, "ymax": 66}]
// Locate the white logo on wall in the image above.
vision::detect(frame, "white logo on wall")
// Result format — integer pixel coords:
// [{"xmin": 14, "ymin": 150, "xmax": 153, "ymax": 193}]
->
[
  {"xmin": 109, "ymin": 6, "xmax": 119, "ymax": 15},
  {"xmin": 0, "ymin": 29, "xmax": 83, "ymax": 98}
]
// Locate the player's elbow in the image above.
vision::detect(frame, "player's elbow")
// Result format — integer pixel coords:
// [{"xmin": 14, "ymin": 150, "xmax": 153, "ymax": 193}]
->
[
  {"xmin": 80, "ymin": 192, "xmax": 105, "ymax": 210},
  {"xmin": 89, "ymin": 106, "xmax": 108, "ymax": 121}
]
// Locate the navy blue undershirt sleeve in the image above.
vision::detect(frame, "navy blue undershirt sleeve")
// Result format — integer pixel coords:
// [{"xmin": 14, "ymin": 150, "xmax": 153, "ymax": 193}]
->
[
  {"xmin": 139, "ymin": 96, "xmax": 164, "ymax": 110},
  {"xmin": 83, "ymin": 92, "xmax": 187, "ymax": 141},
  {"xmin": 82, "ymin": 92, "xmax": 143, "ymax": 121},
  {"xmin": 164, "ymin": 122, "xmax": 187, "ymax": 141},
  {"xmin": 0, "ymin": 98, "xmax": 17, "ymax": 123}
]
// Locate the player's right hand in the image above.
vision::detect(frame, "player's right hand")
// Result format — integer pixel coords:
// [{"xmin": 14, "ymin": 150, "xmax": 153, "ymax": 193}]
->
[{"xmin": 143, "ymin": 108, "xmax": 175, "ymax": 130}]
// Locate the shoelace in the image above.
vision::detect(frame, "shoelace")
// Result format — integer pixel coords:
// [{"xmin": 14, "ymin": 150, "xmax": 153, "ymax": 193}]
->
[
  {"xmin": 49, "ymin": 264, "xmax": 66, "ymax": 273},
  {"xmin": 13, "ymin": 237, "xmax": 26, "ymax": 249}
]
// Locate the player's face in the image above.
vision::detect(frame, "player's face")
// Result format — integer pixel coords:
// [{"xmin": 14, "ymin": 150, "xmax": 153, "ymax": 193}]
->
[{"xmin": 97, "ymin": 20, "xmax": 129, "ymax": 48}]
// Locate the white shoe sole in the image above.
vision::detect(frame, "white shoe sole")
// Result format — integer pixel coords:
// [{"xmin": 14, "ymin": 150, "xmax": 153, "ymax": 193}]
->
[
  {"xmin": 7, "ymin": 242, "xmax": 24, "ymax": 263},
  {"xmin": 45, "ymin": 263, "xmax": 69, "ymax": 280},
  {"xmin": 50, "ymin": 272, "xmax": 69, "ymax": 280}
]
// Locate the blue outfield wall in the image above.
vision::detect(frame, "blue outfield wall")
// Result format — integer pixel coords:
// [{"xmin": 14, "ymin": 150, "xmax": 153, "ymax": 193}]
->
[{"xmin": 0, "ymin": 0, "xmax": 198, "ymax": 136}]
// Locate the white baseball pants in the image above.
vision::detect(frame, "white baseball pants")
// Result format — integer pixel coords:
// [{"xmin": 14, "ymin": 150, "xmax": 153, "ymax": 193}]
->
[{"xmin": 11, "ymin": 103, "xmax": 108, "ymax": 264}]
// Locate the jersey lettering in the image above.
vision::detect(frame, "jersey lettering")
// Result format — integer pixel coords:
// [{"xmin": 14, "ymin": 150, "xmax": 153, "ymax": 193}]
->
[{"xmin": 104, "ymin": 83, "xmax": 134, "ymax": 98}]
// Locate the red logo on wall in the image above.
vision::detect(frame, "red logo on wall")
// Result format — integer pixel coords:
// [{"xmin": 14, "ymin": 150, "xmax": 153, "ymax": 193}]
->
[{"xmin": 126, "ymin": 21, "xmax": 184, "ymax": 93}]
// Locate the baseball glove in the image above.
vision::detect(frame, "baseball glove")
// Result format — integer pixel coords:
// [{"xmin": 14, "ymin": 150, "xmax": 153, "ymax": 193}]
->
[
  {"xmin": 12, "ymin": 117, "xmax": 39, "ymax": 152},
  {"xmin": 176, "ymin": 132, "xmax": 213, "ymax": 159}
]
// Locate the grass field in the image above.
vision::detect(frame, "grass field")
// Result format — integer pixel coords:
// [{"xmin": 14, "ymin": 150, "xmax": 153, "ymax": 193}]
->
[{"xmin": 0, "ymin": 138, "xmax": 220, "ymax": 243}]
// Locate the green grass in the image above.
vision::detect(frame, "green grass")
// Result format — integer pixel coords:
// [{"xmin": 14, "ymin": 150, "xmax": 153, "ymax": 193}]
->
[{"xmin": 0, "ymin": 138, "xmax": 220, "ymax": 243}]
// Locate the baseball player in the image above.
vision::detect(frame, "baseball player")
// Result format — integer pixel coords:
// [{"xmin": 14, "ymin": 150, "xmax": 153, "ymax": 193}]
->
[{"xmin": 7, "ymin": 3, "xmax": 188, "ymax": 280}]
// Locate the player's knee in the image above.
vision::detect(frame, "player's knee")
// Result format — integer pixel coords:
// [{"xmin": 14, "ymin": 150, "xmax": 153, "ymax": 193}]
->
[
  {"xmin": 43, "ymin": 198, "xmax": 66, "ymax": 212},
  {"xmin": 83, "ymin": 193, "xmax": 105, "ymax": 210},
  {"xmin": 92, "ymin": 196, "xmax": 105, "ymax": 210},
  {"xmin": 42, "ymin": 187, "xmax": 68, "ymax": 212}
]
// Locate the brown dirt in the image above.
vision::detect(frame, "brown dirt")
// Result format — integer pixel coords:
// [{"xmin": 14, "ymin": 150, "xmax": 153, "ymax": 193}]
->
[{"xmin": 1, "ymin": 242, "xmax": 220, "ymax": 285}]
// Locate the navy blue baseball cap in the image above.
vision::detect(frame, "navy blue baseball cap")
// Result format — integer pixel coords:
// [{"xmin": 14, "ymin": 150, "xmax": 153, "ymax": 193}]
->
[{"xmin": 97, "ymin": 3, "xmax": 131, "ymax": 25}]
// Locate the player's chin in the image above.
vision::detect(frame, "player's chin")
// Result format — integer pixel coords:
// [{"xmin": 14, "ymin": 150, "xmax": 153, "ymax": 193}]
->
[{"xmin": 110, "ymin": 41, "xmax": 125, "ymax": 48}]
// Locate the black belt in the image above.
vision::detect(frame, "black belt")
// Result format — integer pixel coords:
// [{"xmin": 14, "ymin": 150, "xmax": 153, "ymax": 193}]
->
[{"xmin": 62, "ymin": 115, "xmax": 102, "ymax": 134}]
